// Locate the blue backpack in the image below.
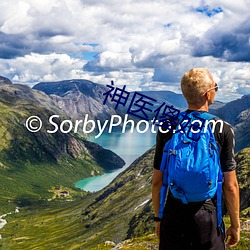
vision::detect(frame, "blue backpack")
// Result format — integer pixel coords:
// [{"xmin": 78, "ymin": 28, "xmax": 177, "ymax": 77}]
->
[{"xmin": 158, "ymin": 111, "xmax": 223, "ymax": 228}]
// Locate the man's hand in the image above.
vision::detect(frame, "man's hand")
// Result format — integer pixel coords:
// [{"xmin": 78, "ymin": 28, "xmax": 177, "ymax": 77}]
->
[
  {"xmin": 155, "ymin": 221, "xmax": 161, "ymax": 239},
  {"xmin": 152, "ymin": 169, "xmax": 163, "ymax": 240},
  {"xmin": 223, "ymin": 171, "xmax": 240, "ymax": 248},
  {"xmin": 225, "ymin": 225, "xmax": 240, "ymax": 248}
]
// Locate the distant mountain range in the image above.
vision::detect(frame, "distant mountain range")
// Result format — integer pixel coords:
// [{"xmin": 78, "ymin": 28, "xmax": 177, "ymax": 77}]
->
[{"xmin": 33, "ymin": 78, "xmax": 249, "ymax": 152}]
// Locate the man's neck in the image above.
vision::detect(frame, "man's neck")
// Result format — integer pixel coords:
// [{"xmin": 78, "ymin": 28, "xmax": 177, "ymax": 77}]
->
[{"xmin": 187, "ymin": 103, "xmax": 209, "ymax": 112}]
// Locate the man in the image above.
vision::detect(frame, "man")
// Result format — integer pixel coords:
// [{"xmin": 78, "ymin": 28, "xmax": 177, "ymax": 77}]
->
[{"xmin": 152, "ymin": 68, "xmax": 240, "ymax": 249}]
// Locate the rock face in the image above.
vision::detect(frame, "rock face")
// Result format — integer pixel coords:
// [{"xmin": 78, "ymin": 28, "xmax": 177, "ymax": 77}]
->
[
  {"xmin": 33, "ymin": 79, "xmax": 126, "ymax": 123},
  {"xmin": 83, "ymin": 140, "xmax": 125, "ymax": 171}
]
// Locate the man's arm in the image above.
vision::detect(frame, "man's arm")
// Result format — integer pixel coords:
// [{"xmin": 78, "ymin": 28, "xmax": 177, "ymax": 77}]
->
[
  {"xmin": 152, "ymin": 169, "xmax": 163, "ymax": 238},
  {"xmin": 223, "ymin": 170, "xmax": 240, "ymax": 248}
]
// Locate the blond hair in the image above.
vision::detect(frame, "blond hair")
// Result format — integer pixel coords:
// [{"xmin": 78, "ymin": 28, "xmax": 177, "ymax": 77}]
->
[{"xmin": 181, "ymin": 68, "xmax": 214, "ymax": 104}]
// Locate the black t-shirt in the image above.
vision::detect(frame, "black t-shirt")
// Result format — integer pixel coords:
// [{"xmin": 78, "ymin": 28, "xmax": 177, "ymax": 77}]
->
[
  {"xmin": 153, "ymin": 110, "xmax": 237, "ymax": 172},
  {"xmin": 154, "ymin": 110, "xmax": 236, "ymax": 210}
]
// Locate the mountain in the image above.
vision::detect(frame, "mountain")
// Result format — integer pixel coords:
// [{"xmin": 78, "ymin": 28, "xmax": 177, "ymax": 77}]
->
[
  {"xmin": 209, "ymin": 100, "xmax": 225, "ymax": 111},
  {"xmin": 133, "ymin": 90, "xmax": 187, "ymax": 109},
  {"xmin": 33, "ymin": 81, "xmax": 188, "ymax": 122},
  {"xmin": 0, "ymin": 77, "xmax": 249, "ymax": 249},
  {"xmin": 0, "ymin": 76, "xmax": 12, "ymax": 85},
  {"xmin": 212, "ymin": 94, "xmax": 250, "ymax": 126},
  {"xmin": 234, "ymin": 108, "xmax": 250, "ymax": 152},
  {"xmin": 210, "ymin": 95, "xmax": 250, "ymax": 152},
  {"xmin": 33, "ymin": 79, "xmax": 127, "ymax": 123},
  {"xmin": 0, "ymin": 79, "xmax": 125, "ymax": 212},
  {"xmin": 0, "ymin": 147, "xmax": 155, "ymax": 249},
  {"xmin": 78, "ymin": 147, "xmax": 250, "ymax": 248}
]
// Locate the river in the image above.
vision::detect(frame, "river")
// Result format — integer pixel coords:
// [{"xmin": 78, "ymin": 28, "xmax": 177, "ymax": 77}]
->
[{"xmin": 75, "ymin": 129, "xmax": 156, "ymax": 192}]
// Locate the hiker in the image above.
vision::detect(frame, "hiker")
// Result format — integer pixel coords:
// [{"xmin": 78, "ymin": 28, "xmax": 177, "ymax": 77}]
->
[{"xmin": 152, "ymin": 68, "xmax": 240, "ymax": 250}]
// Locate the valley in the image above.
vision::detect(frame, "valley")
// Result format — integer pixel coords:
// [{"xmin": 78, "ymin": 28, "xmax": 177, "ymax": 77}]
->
[{"xmin": 0, "ymin": 76, "xmax": 249, "ymax": 249}]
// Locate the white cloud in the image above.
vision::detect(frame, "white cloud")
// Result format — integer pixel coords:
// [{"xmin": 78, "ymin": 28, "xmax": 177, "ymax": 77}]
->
[
  {"xmin": 0, "ymin": 53, "xmax": 87, "ymax": 85},
  {"xmin": 0, "ymin": 0, "xmax": 249, "ymax": 101}
]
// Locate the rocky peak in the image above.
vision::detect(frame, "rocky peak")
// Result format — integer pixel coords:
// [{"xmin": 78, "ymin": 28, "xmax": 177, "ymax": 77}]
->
[{"xmin": 0, "ymin": 76, "xmax": 12, "ymax": 85}]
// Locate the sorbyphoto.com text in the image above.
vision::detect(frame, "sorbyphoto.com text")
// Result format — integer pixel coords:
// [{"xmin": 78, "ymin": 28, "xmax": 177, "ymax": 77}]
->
[{"xmin": 25, "ymin": 114, "xmax": 224, "ymax": 139}]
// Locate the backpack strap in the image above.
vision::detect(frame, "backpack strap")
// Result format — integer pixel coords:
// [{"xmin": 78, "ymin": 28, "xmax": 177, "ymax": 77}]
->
[
  {"xmin": 158, "ymin": 145, "xmax": 170, "ymax": 219},
  {"xmin": 200, "ymin": 112, "xmax": 223, "ymax": 230},
  {"xmin": 217, "ymin": 169, "xmax": 223, "ymax": 231}
]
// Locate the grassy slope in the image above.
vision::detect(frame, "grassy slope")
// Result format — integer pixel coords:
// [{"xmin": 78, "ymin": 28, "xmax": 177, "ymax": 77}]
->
[
  {"xmin": 0, "ymin": 199, "xmax": 89, "ymax": 250},
  {"xmin": 0, "ymin": 90, "xmax": 105, "ymax": 213},
  {"xmin": 1, "ymin": 203, "xmax": 249, "ymax": 250},
  {"xmin": 0, "ymin": 148, "xmax": 155, "ymax": 249},
  {"xmin": 1, "ymin": 147, "xmax": 249, "ymax": 249}
]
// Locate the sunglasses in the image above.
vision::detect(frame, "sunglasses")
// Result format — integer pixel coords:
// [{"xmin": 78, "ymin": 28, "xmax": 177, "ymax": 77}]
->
[{"xmin": 203, "ymin": 83, "xmax": 218, "ymax": 95}]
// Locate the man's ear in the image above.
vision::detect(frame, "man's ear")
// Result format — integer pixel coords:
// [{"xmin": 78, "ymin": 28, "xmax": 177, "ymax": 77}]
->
[{"xmin": 204, "ymin": 92, "xmax": 209, "ymax": 100}]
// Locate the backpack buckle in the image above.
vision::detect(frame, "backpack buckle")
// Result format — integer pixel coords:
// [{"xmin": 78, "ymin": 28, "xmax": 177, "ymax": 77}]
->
[{"xmin": 169, "ymin": 149, "xmax": 176, "ymax": 155}]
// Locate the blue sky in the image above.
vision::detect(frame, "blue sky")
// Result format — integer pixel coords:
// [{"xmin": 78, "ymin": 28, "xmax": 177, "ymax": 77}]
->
[{"xmin": 0, "ymin": 0, "xmax": 249, "ymax": 102}]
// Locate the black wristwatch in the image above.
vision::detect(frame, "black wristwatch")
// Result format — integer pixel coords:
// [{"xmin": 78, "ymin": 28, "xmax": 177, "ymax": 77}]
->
[{"xmin": 153, "ymin": 216, "xmax": 161, "ymax": 222}]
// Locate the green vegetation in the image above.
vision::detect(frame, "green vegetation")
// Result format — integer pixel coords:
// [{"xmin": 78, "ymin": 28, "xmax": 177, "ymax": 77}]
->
[
  {"xmin": 0, "ymin": 198, "xmax": 89, "ymax": 250},
  {"xmin": 1, "ymin": 209, "xmax": 249, "ymax": 250},
  {"xmin": 89, "ymin": 230, "xmax": 250, "ymax": 250},
  {"xmin": 0, "ymin": 84, "xmax": 121, "ymax": 214}
]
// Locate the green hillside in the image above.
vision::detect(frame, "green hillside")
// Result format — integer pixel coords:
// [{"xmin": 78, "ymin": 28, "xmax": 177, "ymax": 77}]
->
[
  {"xmin": 1, "ymin": 147, "xmax": 249, "ymax": 249},
  {"xmin": 0, "ymin": 83, "xmax": 124, "ymax": 213}
]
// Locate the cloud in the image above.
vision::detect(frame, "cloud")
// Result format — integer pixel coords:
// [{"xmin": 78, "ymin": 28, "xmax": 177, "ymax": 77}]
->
[
  {"xmin": 0, "ymin": 53, "xmax": 87, "ymax": 85},
  {"xmin": 192, "ymin": 18, "xmax": 250, "ymax": 62},
  {"xmin": 0, "ymin": 0, "xmax": 249, "ymax": 101}
]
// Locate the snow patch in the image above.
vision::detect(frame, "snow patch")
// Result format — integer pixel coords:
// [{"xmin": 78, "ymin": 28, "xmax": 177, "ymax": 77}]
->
[
  {"xmin": 134, "ymin": 199, "xmax": 150, "ymax": 210},
  {"xmin": 138, "ymin": 185, "xmax": 145, "ymax": 190}
]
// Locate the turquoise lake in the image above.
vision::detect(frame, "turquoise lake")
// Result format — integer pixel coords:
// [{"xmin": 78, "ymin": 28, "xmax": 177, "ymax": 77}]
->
[{"xmin": 75, "ymin": 129, "xmax": 156, "ymax": 192}]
